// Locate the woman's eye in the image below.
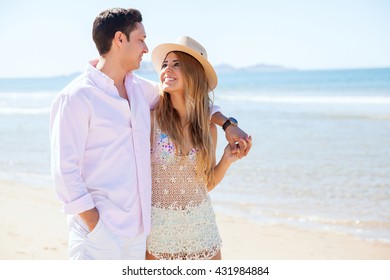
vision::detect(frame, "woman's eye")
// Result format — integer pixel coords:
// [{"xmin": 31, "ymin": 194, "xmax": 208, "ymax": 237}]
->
[
  {"xmin": 161, "ymin": 63, "xmax": 167, "ymax": 69},
  {"xmin": 174, "ymin": 62, "xmax": 179, "ymax": 67}
]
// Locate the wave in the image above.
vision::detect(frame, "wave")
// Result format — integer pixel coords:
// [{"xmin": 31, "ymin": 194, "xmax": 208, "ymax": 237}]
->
[
  {"xmin": 0, "ymin": 107, "xmax": 50, "ymax": 115},
  {"xmin": 0, "ymin": 91, "xmax": 55, "ymax": 98},
  {"xmin": 214, "ymin": 201, "xmax": 390, "ymax": 243},
  {"xmin": 219, "ymin": 95, "xmax": 390, "ymax": 104}
]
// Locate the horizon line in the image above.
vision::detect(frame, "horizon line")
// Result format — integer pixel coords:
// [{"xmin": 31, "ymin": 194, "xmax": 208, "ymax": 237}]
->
[{"xmin": 1, "ymin": 64, "xmax": 390, "ymax": 80}]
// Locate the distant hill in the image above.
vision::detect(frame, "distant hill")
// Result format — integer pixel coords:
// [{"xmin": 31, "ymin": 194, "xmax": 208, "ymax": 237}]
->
[
  {"xmin": 215, "ymin": 63, "xmax": 296, "ymax": 73},
  {"xmin": 136, "ymin": 61, "xmax": 295, "ymax": 74},
  {"xmin": 0, "ymin": 62, "xmax": 294, "ymax": 83},
  {"xmin": 136, "ymin": 61, "xmax": 156, "ymax": 73}
]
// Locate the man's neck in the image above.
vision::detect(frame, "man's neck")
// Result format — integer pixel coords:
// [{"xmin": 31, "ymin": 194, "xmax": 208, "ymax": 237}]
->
[
  {"xmin": 96, "ymin": 56, "xmax": 130, "ymax": 85},
  {"xmin": 96, "ymin": 56, "xmax": 130, "ymax": 100}
]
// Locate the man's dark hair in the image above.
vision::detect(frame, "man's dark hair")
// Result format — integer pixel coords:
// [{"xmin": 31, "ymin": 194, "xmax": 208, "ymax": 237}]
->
[{"xmin": 92, "ymin": 8, "xmax": 143, "ymax": 55}]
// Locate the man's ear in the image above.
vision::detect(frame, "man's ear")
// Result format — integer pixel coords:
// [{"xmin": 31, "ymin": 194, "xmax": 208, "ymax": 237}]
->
[{"xmin": 114, "ymin": 31, "xmax": 124, "ymax": 46}]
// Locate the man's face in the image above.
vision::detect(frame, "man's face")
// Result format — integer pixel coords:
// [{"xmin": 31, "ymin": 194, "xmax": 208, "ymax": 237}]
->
[{"xmin": 122, "ymin": 22, "xmax": 148, "ymax": 71}]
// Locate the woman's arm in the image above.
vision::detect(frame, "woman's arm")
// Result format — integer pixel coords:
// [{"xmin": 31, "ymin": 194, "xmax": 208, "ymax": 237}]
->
[
  {"xmin": 210, "ymin": 111, "xmax": 252, "ymax": 157},
  {"xmin": 207, "ymin": 123, "xmax": 239, "ymax": 191}
]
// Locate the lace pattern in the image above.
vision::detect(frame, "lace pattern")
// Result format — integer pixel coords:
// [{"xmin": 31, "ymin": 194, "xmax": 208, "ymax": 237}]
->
[
  {"xmin": 147, "ymin": 200, "xmax": 221, "ymax": 260},
  {"xmin": 146, "ymin": 118, "xmax": 222, "ymax": 260}
]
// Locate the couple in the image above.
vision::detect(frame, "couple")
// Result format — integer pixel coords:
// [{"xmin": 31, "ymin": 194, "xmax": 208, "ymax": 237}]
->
[{"xmin": 50, "ymin": 8, "xmax": 252, "ymax": 260}]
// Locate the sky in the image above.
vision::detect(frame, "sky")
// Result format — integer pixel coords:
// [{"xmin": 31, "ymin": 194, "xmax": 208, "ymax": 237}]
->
[{"xmin": 0, "ymin": 0, "xmax": 389, "ymax": 78}]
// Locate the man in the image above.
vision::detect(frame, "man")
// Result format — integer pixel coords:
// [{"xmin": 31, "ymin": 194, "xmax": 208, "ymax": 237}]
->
[{"xmin": 50, "ymin": 8, "xmax": 251, "ymax": 260}]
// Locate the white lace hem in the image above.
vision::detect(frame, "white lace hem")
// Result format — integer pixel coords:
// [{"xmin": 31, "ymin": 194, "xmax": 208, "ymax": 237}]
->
[{"xmin": 147, "ymin": 199, "xmax": 222, "ymax": 260}]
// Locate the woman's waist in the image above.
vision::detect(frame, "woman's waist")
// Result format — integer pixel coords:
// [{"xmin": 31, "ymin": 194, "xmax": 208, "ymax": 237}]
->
[
  {"xmin": 151, "ymin": 197, "xmax": 213, "ymax": 212},
  {"xmin": 151, "ymin": 184, "xmax": 208, "ymax": 206}
]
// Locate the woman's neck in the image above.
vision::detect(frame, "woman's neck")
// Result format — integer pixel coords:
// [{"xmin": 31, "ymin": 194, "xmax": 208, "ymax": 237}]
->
[{"xmin": 170, "ymin": 92, "xmax": 188, "ymax": 126}]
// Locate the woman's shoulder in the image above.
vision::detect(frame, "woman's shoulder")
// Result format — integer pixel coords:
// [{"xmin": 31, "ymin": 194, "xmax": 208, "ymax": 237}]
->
[{"xmin": 209, "ymin": 122, "xmax": 217, "ymax": 135}]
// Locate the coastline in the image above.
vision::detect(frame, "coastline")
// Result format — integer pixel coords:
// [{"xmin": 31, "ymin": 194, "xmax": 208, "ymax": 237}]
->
[{"xmin": 0, "ymin": 180, "xmax": 389, "ymax": 260}]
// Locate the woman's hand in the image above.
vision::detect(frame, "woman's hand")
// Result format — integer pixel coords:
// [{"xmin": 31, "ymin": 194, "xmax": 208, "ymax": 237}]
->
[
  {"xmin": 222, "ymin": 143, "xmax": 241, "ymax": 164},
  {"xmin": 225, "ymin": 126, "xmax": 252, "ymax": 158}
]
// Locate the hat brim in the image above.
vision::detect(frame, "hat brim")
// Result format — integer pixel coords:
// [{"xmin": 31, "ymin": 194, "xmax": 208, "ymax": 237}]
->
[{"xmin": 151, "ymin": 43, "xmax": 218, "ymax": 91}]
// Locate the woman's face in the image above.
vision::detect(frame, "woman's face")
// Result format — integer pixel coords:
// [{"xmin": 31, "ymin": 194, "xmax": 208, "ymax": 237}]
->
[{"xmin": 159, "ymin": 52, "xmax": 184, "ymax": 95}]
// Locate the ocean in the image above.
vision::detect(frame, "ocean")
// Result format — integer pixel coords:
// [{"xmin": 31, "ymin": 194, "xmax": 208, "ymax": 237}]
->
[{"xmin": 1, "ymin": 67, "xmax": 389, "ymax": 243}]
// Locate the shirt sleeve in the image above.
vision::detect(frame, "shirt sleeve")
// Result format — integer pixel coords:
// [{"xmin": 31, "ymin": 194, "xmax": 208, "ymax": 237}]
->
[
  {"xmin": 50, "ymin": 90, "xmax": 95, "ymax": 215},
  {"xmin": 136, "ymin": 75, "xmax": 161, "ymax": 110},
  {"xmin": 210, "ymin": 103, "xmax": 221, "ymax": 118}
]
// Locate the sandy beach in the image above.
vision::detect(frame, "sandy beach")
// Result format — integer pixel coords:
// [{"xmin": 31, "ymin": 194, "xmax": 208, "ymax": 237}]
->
[{"xmin": 0, "ymin": 180, "xmax": 389, "ymax": 260}]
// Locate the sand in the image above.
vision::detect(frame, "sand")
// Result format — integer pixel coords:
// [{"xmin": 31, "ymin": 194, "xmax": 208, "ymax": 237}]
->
[{"xmin": 0, "ymin": 180, "xmax": 389, "ymax": 260}]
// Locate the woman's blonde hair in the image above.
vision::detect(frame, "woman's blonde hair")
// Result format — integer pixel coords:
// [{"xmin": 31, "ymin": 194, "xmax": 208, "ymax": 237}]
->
[{"xmin": 155, "ymin": 51, "xmax": 215, "ymax": 185}]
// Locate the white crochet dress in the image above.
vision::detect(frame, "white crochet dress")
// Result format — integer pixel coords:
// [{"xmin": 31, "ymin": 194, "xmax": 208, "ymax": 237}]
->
[{"xmin": 146, "ymin": 120, "xmax": 222, "ymax": 260}]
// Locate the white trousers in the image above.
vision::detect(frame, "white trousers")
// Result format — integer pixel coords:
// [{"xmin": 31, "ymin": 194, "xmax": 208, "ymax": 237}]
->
[{"xmin": 67, "ymin": 215, "xmax": 146, "ymax": 260}]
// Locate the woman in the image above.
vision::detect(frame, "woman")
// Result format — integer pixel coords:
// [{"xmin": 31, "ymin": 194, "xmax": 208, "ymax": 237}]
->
[{"xmin": 146, "ymin": 36, "xmax": 247, "ymax": 260}]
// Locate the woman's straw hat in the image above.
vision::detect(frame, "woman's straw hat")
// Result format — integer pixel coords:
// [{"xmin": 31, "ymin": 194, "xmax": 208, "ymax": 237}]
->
[{"xmin": 151, "ymin": 36, "xmax": 218, "ymax": 90}]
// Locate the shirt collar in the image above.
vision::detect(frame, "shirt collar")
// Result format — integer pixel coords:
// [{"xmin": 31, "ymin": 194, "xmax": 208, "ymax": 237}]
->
[
  {"xmin": 86, "ymin": 59, "xmax": 115, "ymax": 91},
  {"xmin": 86, "ymin": 59, "xmax": 136, "ymax": 95}
]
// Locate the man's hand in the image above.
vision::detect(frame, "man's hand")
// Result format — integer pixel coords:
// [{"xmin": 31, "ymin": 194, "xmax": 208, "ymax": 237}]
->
[
  {"xmin": 209, "ymin": 111, "xmax": 252, "ymax": 158},
  {"xmin": 225, "ymin": 125, "xmax": 252, "ymax": 158},
  {"xmin": 79, "ymin": 207, "xmax": 100, "ymax": 232}
]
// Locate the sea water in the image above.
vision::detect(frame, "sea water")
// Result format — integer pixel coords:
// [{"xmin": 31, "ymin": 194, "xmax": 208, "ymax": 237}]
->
[{"xmin": 1, "ymin": 68, "xmax": 389, "ymax": 243}]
